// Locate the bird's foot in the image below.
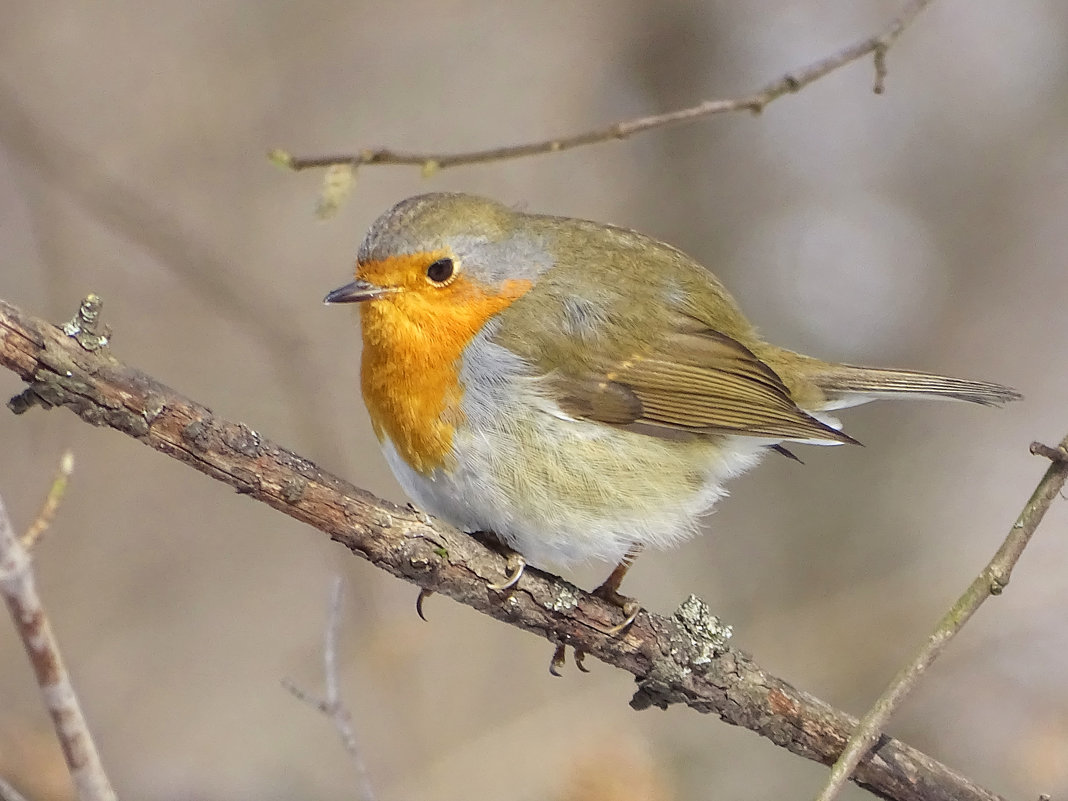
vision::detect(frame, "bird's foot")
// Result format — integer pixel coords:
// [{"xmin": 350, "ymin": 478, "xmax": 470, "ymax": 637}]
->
[
  {"xmin": 589, "ymin": 583, "xmax": 641, "ymax": 636},
  {"xmin": 467, "ymin": 531, "xmax": 526, "ymax": 592},
  {"xmin": 416, "ymin": 534, "xmax": 525, "ymax": 620},
  {"xmin": 549, "ymin": 643, "xmax": 591, "ymax": 677},
  {"xmin": 487, "ymin": 552, "xmax": 526, "ymax": 592}
]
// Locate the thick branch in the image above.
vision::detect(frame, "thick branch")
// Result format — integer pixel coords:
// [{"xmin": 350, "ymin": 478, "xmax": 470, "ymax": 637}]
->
[
  {"xmin": 275, "ymin": 0, "xmax": 931, "ymax": 174},
  {"xmin": 0, "ymin": 296, "xmax": 1004, "ymax": 801}
]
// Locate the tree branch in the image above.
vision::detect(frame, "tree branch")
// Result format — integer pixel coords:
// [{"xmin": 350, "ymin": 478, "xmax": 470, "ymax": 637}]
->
[
  {"xmin": 0, "ymin": 777, "xmax": 31, "ymax": 801},
  {"xmin": 815, "ymin": 432, "xmax": 1068, "ymax": 801},
  {"xmin": 0, "ymin": 295, "xmax": 1017, "ymax": 801},
  {"xmin": 282, "ymin": 577, "xmax": 377, "ymax": 801},
  {"xmin": 272, "ymin": 0, "xmax": 932, "ymax": 175},
  {"xmin": 0, "ymin": 456, "xmax": 116, "ymax": 801},
  {"xmin": 21, "ymin": 450, "xmax": 74, "ymax": 550}
]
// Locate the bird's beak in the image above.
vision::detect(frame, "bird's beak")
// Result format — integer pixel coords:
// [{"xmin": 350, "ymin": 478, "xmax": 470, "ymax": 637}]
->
[{"xmin": 323, "ymin": 279, "xmax": 397, "ymax": 304}]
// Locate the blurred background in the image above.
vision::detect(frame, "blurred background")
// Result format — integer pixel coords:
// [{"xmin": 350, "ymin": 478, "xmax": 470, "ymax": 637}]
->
[{"xmin": 1, "ymin": 1, "xmax": 1066, "ymax": 799}]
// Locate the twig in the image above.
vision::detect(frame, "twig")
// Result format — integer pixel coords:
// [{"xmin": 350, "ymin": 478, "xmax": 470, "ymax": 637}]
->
[
  {"xmin": 0, "ymin": 81, "xmax": 344, "ymax": 468},
  {"xmin": 21, "ymin": 450, "xmax": 74, "ymax": 549},
  {"xmin": 274, "ymin": 0, "xmax": 932, "ymax": 175},
  {"xmin": 1029, "ymin": 441, "xmax": 1068, "ymax": 463},
  {"xmin": 0, "ymin": 776, "xmax": 31, "ymax": 801},
  {"xmin": 0, "ymin": 294, "xmax": 1017, "ymax": 801},
  {"xmin": 282, "ymin": 578, "xmax": 376, "ymax": 801},
  {"xmin": 0, "ymin": 460, "xmax": 117, "ymax": 801},
  {"xmin": 814, "ymin": 433, "xmax": 1068, "ymax": 801}
]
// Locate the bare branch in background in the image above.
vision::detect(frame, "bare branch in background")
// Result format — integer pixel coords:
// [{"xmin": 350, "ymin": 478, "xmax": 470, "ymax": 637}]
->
[
  {"xmin": 0, "ymin": 776, "xmax": 31, "ymax": 801},
  {"xmin": 272, "ymin": 0, "xmax": 931, "ymax": 180},
  {"xmin": 0, "ymin": 82, "xmax": 343, "ymax": 467},
  {"xmin": 283, "ymin": 577, "xmax": 377, "ymax": 801},
  {"xmin": 815, "ymin": 434, "xmax": 1068, "ymax": 801},
  {"xmin": 21, "ymin": 450, "xmax": 74, "ymax": 550},
  {"xmin": 0, "ymin": 455, "xmax": 117, "ymax": 801}
]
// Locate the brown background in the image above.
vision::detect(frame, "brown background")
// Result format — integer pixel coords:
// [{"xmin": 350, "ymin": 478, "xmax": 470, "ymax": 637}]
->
[{"xmin": 2, "ymin": 2, "xmax": 1067, "ymax": 799}]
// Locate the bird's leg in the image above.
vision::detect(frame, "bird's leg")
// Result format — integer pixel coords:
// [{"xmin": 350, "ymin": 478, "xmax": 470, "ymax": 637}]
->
[
  {"xmin": 589, "ymin": 546, "xmax": 643, "ymax": 635},
  {"xmin": 549, "ymin": 547, "xmax": 643, "ymax": 673}
]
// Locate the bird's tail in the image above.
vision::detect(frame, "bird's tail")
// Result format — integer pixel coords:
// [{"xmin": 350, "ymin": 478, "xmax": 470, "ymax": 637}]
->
[{"xmin": 806, "ymin": 364, "xmax": 1022, "ymax": 410}]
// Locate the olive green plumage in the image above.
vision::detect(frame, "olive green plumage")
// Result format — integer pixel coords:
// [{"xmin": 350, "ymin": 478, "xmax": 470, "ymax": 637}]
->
[{"xmin": 487, "ymin": 205, "xmax": 1017, "ymax": 445}]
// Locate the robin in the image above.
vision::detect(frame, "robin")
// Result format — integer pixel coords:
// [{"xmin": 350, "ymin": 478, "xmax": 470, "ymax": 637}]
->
[{"xmin": 325, "ymin": 192, "xmax": 1020, "ymax": 640}]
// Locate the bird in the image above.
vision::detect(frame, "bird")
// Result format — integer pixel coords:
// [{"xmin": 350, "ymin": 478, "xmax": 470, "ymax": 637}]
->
[{"xmin": 324, "ymin": 192, "xmax": 1020, "ymax": 639}]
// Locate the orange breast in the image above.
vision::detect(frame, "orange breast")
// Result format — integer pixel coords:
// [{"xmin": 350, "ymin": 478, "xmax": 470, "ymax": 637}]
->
[{"xmin": 359, "ymin": 277, "xmax": 531, "ymax": 474}]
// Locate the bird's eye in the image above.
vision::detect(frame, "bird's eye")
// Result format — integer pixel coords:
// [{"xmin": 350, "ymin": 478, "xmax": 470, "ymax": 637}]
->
[{"xmin": 425, "ymin": 257, "xmax": 456, "ymax": 285}]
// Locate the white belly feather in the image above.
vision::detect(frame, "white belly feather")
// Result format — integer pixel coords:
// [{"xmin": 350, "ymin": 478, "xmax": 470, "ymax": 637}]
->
[{"xmin": 377, "ymin": 330, "xmax": 770, "ymax": 568}]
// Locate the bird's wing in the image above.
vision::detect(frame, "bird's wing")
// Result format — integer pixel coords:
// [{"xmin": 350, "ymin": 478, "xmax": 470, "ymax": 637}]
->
[{"xmin": 547, "ymin": 323, "xmax": 855, "ymax": 444}]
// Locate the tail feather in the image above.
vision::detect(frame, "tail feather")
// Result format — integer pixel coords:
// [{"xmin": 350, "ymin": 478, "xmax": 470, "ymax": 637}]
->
[{"xmin": 810, "ymin": 365, "xmax": 1022, "ymax": 409}]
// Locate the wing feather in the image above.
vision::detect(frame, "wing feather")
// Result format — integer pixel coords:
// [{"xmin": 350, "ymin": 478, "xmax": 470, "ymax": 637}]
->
[{"xmin": 551, "ymin": 325, "xmax": 855, "ymax": 444}]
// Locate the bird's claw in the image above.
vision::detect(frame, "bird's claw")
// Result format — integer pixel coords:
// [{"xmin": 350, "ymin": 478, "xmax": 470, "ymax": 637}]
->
[
  {"xmin": 550, "ymin": 643, "xmax": 567, "ymax": 677},
  {"xmin": 487, "ymin": 553, "xmax": 526, "ymax": 591},
  {"xmin": 589, "ymin": 580, "xmax": 641, "ymax": 636},
  {"xmin": 574, "ymin": 648, "xmax": 590, "ymax": 672},
  {"xmin": 549, "ymin": 643, "xmax": 592, "ymax": 676},
  {"xmin": 588, "ymin": 600, "xmax": 640, "ymax": 635},
  {"xmin": 415, "ymin": 588, "xmax": 433, "ymax": 621}
]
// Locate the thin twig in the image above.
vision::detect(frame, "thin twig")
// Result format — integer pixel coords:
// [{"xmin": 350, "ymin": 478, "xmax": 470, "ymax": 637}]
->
[
  {"xmin": 21, "ymin": 450, "xmax": 74, "ymax": 549},
  {"xmin": 0, "ymin": 465, "xmax": 117, "ymax": 801},
  {"xmin": 283, "ymin": 578, "xmax": 376, "ymax": 801},
  {"xmin": 0, "ymin": 294, "xmax": 1019, "ymax": 801},
  {"xmin": 0, "ymin": 81, "xmax": 345, "ymax": 469},
  {"xmin": 275, "ymin": 0, "xmax": 932, "ymax": 175},
  {"xmin": 814, "ymin": 433, "xmax": 1068, "ymax": 801},
  {"xmin": 0, "ymin": 777, "xmax": 31, "ymax": 801}
]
